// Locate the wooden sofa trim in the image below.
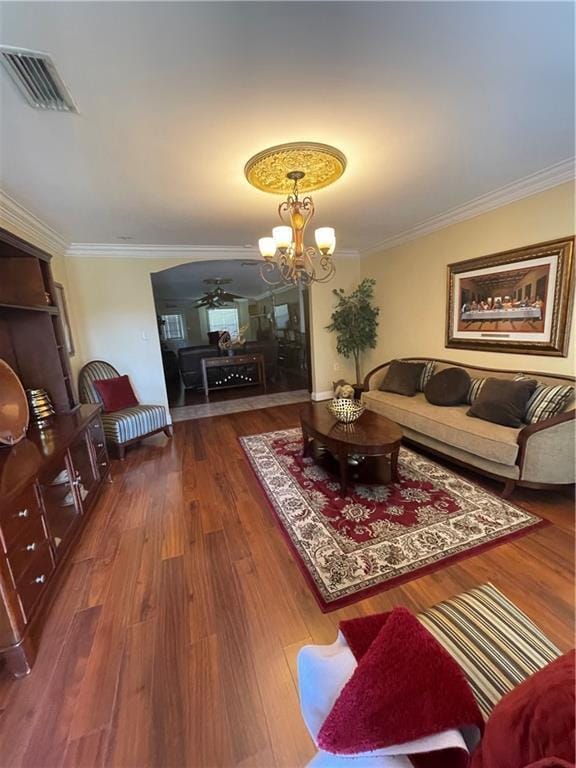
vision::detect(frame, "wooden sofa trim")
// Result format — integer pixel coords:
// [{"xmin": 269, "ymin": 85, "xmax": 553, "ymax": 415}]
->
[
  {"xmin": 363, "ymin": 358, "xmax": 575, "ymax": 497},
  {"xmin": 363, "ymin": 357, "xmax": 576, "ymax": 391}
]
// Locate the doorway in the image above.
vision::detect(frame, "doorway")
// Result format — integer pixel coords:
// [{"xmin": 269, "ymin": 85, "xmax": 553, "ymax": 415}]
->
[{"xmin": 151, "ymin": 260, "xmax": 312, "ymax": 416}]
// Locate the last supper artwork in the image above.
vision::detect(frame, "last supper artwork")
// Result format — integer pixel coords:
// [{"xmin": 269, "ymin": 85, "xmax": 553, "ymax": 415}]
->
[
  {"xmin": 457, "ymin": 262, "xmax": 549, "ymax": 334},
  {"xmin": 446, "ymin": 238, "xmax": 574, "ymax": 356}
]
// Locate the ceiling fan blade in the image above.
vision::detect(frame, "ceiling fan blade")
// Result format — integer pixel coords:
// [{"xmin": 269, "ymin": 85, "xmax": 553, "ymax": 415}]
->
[{"xmin": 220, "ymin": 292, "xmax": 244, "ymax": 301}]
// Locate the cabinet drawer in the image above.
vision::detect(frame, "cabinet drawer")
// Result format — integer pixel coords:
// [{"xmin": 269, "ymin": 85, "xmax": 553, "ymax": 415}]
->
[
  {"xmin": 16, "ymin": 542, "xmax": 55, "ymax": 622},
  {"xmin": 7, "ymin": 515, "xmax": 49, "ymax": 584},
  {"xmin": 0, "ymin": 486, "xmax": 42, "ymax": 550},
  {"xmin": 88, "ymin": 417, "xmax": 107, "ymax": 454},
  {"xmin": 96, "ymin": 453, "xmax": 110, "ymax": 479}
]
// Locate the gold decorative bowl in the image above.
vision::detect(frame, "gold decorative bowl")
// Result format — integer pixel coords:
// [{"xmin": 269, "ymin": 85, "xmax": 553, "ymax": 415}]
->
[{"xmin": 326, "ymin": 398, "xmax": 365, "ymax": 424}]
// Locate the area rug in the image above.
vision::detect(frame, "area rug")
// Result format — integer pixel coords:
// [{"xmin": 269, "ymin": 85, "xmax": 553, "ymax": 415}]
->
[{"xmin": 239, "ymin": 428, "xmax": 545, "ymax": 611}]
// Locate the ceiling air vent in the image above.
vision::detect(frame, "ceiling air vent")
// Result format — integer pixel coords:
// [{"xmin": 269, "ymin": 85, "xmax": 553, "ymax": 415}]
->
[{"xmin": 0, "ymin": 46, "xmax": 77, "ymax": 112}]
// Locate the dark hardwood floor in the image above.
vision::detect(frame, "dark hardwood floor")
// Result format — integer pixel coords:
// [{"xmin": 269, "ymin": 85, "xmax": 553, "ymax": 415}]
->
[{"xmin": 0, "ymin": 404, "xmax": 573, "ymax": 767}]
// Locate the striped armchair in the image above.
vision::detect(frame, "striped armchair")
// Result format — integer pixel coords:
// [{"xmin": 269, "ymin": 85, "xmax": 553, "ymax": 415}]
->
[{"xmin": 78, "ymin": 360, "xmax": 172, "ymax": 459}]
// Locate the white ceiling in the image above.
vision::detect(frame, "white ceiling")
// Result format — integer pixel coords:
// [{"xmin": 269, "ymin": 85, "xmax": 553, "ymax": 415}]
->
[
  {"xmin": 0, "ymin": 2, "xmax": 573, "ymax": 251},
  {"xmin": 151, "ymin": 258, "xmax": 291, "ymax": 300}
]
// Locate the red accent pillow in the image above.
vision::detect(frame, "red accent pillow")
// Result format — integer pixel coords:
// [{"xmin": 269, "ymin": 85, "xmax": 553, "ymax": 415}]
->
[
  {"xmin": 471, "ymin": 651, "xmax": 575, "ymax": 768},
  {"xmin": 93, "ymin": 375, "xmax": 138, "ymax": 412},
  {"xmin": 318, "ymin": 607, "xmax": 483, "ymax": 756}
]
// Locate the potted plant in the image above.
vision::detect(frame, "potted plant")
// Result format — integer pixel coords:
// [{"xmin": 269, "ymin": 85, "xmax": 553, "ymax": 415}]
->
[{"xmin": 327, "ymin": 278, "xmax": 379, "ymax": 389}]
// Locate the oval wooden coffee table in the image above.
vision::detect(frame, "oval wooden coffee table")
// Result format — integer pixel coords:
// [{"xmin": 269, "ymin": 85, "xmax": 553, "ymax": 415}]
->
[{"xmin": 299, "ymin": 402, "xmax": 403, "ymax": 497}]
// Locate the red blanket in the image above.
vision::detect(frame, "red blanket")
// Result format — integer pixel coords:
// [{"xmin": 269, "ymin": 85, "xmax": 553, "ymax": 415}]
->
[{"xmin": 317, "ymin": 607, "xmax": 484, "ymax": 767}]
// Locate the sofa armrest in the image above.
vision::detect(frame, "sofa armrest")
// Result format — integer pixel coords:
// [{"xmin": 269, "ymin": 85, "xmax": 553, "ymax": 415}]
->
[
  {"xmin": 363, "ymin": 361, "xmax": 392, "ymax": 391},
  {"xmin": 517, "ymin": 409, "xmax": 575, "ymax": 484}
]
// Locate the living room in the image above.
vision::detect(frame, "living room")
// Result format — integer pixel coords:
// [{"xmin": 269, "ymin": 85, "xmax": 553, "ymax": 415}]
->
[{"xmin": 0, "ymin": 2, "xmax": 574, "ymax": 767}]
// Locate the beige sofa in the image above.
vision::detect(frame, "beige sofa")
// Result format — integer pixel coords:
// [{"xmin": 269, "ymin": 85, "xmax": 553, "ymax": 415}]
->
[{"xmin": 362, "ymin": 358, "xmax": 575, "ymax": 496}]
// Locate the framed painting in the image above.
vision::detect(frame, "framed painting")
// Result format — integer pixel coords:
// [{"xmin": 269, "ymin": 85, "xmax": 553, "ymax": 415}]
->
[
  {"xmin": 53, "ymin": 282, "xmax": 75, "ymax": 356},
  {"xmin": 446, "ymin": 237, "xmax": 574, "ymax": 356}
]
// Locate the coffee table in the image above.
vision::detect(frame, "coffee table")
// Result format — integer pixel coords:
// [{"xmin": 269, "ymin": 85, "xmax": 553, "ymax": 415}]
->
[{"xmin": 299, "ymin": 402, "xmax": 403, "ymax": 497}]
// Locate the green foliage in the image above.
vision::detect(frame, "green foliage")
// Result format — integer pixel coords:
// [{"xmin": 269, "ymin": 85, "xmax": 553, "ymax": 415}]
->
[{"xmin": 326, "ymin": 278, "xmax": 380, "ymax": 384}]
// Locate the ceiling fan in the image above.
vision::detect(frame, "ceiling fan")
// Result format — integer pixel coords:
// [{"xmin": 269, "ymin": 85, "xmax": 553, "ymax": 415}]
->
[{"xmin": 195, "ymin": 278, "xmax": 244, "ymax": 308}]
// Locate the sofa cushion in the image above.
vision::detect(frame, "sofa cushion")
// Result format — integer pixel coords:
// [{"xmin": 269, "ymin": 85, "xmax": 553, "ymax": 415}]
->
[
  {"xmin": 425, "ymin": 367, "xmax": 471, "ymax": 406},
  {"xmin": 363, "ymin": 390, "xmax": 521, "ymax": 465},
  {"xmin": 406, "ymin": 359, "xmax": 436, "ymax": 391},
  {"xmin": 102, "ymin": 405, "xmax": 168, "ymax": 444},
  {"xmin": 466, "ymin": 377, "xmax": 486, "ymax": 405},
  {"xmin": 418, "ymin": 583, "xmax": 562, "ymax": 721},
  {"xmin": 379, "ymin": 360, "xmax": 425, "ymax": 397},
  {"xmin": 515, "ymin": 374, "xmax": 575, "ymax": 424},
  {"xmin": 468, "ymin": 377, "xmax": 538, "ymax": 428}
]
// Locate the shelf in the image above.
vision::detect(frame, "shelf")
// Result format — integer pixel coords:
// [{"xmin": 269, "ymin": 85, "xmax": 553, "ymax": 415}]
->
[{"xmin": 0, "ymin": 302, "xmax": 59, "ymax": 315}]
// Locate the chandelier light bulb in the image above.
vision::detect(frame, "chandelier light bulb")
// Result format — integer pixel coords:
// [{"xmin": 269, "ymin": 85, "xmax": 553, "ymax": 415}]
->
[
  {"xmin": 258, "ymin": 236, "xmax": 276, "ymax": 260},
  {"xmin": 272, "ymin": 226, "xmax": 292, "ymax": 252},
  {"xmin": 315, "ymin": 226, "xmax": 336, "ymax": 255}
]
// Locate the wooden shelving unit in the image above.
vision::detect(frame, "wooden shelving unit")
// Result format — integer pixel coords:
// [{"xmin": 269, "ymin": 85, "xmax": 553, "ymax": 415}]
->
[{"xmin": 0, "ymin": 227, "xmax": 78, "ymax": 413}]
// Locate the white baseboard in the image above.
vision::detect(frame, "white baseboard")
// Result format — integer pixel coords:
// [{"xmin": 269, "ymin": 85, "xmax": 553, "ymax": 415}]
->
[{"xmin": 311, "ymin": 390, "xmax": 333, "ymax": 401}]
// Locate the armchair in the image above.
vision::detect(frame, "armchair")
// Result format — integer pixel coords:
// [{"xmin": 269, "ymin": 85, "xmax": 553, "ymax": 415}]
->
[{"xmin": 78, "ymin": 360, "xmax": 172, "ymax": 460}]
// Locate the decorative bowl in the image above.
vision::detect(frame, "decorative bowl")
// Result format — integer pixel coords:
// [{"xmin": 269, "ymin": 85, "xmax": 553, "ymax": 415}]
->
[
  {"xmin": 327, "ymin": 397, "xmax": 365, "ymax": 424},
  {"xmin": 0, "ymin": 360, "xmax": 29, "ymax": 447}
]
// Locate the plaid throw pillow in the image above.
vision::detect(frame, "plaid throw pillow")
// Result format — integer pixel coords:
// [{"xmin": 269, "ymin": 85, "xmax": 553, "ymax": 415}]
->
[
  {"xmin": 466, "ymin": 377, "xmax": 486, "ymax": 405},
  {"xmin": 406, "ymin": 360, "xmax": 436, "ymax": 392},
  {"xmin": 514, "ymin": 374, "xmax": 574, "ymax": 424}
]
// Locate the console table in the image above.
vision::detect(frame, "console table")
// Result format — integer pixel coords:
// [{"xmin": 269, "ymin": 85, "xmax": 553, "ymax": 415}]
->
[
  {"xmin": 201, "ymin": 353, "xmax": 267, "ymax": 401},
  {"xmin": 0, "ymin": 405, "xmax": 110, "ymax": 678}
]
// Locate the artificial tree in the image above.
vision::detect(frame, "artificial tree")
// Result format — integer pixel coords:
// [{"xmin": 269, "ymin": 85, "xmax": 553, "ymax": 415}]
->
[{"xmin": 327, "ymin": 278, "xmax": 380, "ymax": 386}]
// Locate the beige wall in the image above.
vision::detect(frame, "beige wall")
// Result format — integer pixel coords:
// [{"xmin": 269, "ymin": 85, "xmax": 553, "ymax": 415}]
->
[
  {"xmin": 309, "ymin": 255, "xmax": 361, "ymax": 395},
  {"xmin": 361, "ymin": 182, "xmax": 576, "ymax": 377}
]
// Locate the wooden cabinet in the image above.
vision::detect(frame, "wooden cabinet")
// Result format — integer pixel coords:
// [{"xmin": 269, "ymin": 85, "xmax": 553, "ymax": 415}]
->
[
  {"xmin": 0, "ymin": 405, "xmax": 110, "ymax": 678},
  {"xmin": 0, "ymin": 226, "xmax": 77, "ymax": 413}
]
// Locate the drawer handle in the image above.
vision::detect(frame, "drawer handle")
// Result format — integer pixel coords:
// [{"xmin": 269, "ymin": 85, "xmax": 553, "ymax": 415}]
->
[
  {"xmin": 34, "ymin": 575, "xmax": 46, "ymax": 585},
  {"xmin": 17, "ymin": 509, "xmax": 29, "ymax": 519},
  {"xmin": 25, "ymin": 542, "xmax": 37, "ymax": 552}
]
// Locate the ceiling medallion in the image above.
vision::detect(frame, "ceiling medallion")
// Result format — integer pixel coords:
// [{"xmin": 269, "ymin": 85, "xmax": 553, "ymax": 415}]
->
[{"xmin": 245, "ymin": 142, "xmax": 346, "ymax": 286}]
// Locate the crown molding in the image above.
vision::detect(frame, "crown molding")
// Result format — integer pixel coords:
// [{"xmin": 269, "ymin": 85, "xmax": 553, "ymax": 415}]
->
[
  {"xmin": 65, "ymin": 243, "xmax": 360, "ymax": 260},
  {"xmin": 0, "ymin": 189, "xmax": 67, "ymax": 257},
  {"xmin": 362, "ymin": 157, "xmax": 576, "ymax": 257}
]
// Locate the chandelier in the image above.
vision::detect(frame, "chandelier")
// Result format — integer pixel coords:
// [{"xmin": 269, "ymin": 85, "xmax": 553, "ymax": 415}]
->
[{"xmin": 244, "ymin": 142, "xmax": 346, "ymax": 286}]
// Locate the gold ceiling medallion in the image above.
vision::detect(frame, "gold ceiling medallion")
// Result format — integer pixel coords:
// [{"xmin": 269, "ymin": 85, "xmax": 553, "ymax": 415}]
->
[
  {"xmin": 244, "ymin": 142, "xmax": 346, "ymax": 195},
  {"xmin": 245, "ymin": 142, "xmax": 346, "ymax": 286}
]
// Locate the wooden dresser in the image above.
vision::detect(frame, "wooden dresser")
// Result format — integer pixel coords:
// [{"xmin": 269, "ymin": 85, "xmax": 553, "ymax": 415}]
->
[{"xmin": 0, "ymin": 407, "xmax": 110, "ymax": 678}]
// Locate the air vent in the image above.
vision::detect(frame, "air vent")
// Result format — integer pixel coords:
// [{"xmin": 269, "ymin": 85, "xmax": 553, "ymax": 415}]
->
[{"xmin": 0, "ymin": 46, "xmax": 77, "ymax": 112}]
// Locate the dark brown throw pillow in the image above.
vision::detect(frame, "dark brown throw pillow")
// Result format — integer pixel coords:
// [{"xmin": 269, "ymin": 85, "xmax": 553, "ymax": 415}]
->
[
  {"xmin": 467, "ymin": 377, "xmax": 538, "ymax": 427},
  {"xmin": 424, "ymin": 367, "xmax": 471, "ymax": 406},
  {"xmin": 379, "ymin": 360, "xmax": 426, "ymax": 397}
]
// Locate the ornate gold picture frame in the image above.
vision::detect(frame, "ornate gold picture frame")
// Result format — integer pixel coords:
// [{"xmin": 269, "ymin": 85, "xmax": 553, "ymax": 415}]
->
[{"xmin": 446, "ymin": 237, "xmax": 574, "ymax": 356}]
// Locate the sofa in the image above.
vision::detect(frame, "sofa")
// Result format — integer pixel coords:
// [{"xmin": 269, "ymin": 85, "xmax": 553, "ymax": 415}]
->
[{"xmin": 362, "ymin": 358, "xmax": 575, "ymax": 496}]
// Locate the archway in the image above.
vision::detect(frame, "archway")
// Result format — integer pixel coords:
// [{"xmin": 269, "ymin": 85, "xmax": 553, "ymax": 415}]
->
[{"xmin": 151, "ymin": 259, "xmax": 312, "ymax": 416}]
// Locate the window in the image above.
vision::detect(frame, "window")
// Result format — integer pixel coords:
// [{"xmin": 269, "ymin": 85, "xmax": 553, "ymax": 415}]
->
[
  {"xmin": 161, "ymin": 313, "xmax": 185, "ymax": 340},
  {"xmin": 207, "ymin": 307, "xmax": 239, "ymax": 337}
]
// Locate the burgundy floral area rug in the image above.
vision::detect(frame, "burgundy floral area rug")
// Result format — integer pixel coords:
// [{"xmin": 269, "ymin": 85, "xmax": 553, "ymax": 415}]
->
[{"xmin": 240, "ymin": 428, "xmax": 545, "ymax": 611}]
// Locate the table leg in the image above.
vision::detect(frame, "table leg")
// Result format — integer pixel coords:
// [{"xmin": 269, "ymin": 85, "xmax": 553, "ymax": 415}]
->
[
  {"xmin": 261, "ymin": 358, "xmax": 267, "ymax": 393},
  {"xmin": 338, "ymin": 449, "xmax": 349, "ymax": 497},
  {"xmin": 301, "ymin": 424, "xmax": 310, "ymax": 457},
  {"xmin": 201, "ymin": 361, "xmax": 209, "ymax": 402},
  {"xmin": 390, "ymin": 447, "xmax": 400, "ymax": 483}
]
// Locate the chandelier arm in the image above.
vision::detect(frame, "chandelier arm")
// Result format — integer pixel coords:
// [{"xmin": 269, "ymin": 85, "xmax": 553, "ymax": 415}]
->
[{"xmin": 259, "ymin": 260, "xmax": 283, "ymax": 286}]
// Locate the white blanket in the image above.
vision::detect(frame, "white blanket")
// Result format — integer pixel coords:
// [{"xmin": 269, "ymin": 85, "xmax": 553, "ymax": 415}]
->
[{"xmin": 298, "ymin": 631, "xmax": 474, "ymax": 768}]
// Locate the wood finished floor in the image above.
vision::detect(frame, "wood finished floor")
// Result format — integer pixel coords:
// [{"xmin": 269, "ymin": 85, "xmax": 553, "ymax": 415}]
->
[{"xmin": 0, "ymin": 403, "xmax": 574, "ymax": 768}]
